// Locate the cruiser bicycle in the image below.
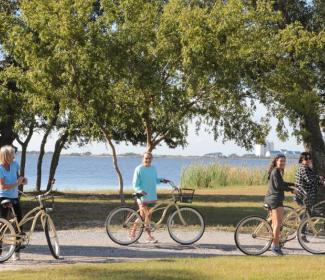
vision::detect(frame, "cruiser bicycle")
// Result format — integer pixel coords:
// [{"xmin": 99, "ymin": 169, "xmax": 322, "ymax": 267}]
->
[
  {"xmin": 234, "ymin": 187, "xmax": 325, "ymax": 255},
  {"xmin": 105, "ymin": 181, "xmax": 205, "ymax": 245},
  {"xmin": 0, "ymin": 180, "xmax": 60, "ymax": 262}
]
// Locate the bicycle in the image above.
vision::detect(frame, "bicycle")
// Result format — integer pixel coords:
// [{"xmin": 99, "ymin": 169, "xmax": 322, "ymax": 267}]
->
[
  {"xmin": 105, "ymin": 181, "xmax": 205, "ymax": 245},
  {"xmin": 234, "ymin": 187, "xmax": 325, "ymax": 255},
  {"xmin": 0, "ymin": 179, "xmax": 60, "ymax": 262}
]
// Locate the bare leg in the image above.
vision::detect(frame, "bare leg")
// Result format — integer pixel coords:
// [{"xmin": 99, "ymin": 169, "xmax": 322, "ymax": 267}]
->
[{"xmin": 271, "ymin": 207, "xmax": 284, "ymax": 247}]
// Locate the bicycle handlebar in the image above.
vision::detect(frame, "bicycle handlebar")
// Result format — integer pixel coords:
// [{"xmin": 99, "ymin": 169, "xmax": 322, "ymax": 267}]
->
[
  {"xmin": 18, "ymin": 179, "xmax": 56, "ymax": 204},
  {"xmin": 290, "ymin": 186, "xmax": 308, "ymax": 197}
]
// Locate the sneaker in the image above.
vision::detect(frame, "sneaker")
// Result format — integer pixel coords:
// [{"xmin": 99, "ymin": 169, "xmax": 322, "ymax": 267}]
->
[
  {"xmin": 271, "ymin": 246, "xmax": 284, "ymax": 256},
  {"xmin": 301, "ymin": 235, "xmax": 309, "ymax": 243},
  {"xmin": 12, "ymin": 252, "xmax": 20, "ymax": 261},
  {"xmin": 145, "ymin": 238, "xmax": 158, "ymax": 244}
]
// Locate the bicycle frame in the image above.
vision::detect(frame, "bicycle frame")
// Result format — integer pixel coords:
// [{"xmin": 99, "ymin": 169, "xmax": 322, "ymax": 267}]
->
[
  {"xmin": 8, "ymin": 205, "xmax": 48, "ymax": 244},
  {"xmin": 126, "ymin": 192, "xmax": 188, "ymax": 229}
]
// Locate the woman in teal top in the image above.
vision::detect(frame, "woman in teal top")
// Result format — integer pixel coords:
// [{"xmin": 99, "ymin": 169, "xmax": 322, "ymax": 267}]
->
[
  {"xmin": 132, "ymin": 152, "xmax": 169, "ymax": 243},
  {"xmin": 0, "ymin": 145, "xmax": 27, "ymax": 260}
]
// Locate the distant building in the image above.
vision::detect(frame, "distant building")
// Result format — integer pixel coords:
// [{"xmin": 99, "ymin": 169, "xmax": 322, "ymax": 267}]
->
[
  {"xmin": 242, "ymin": 153, "xmax": 257, "ymax": 158},
  {"xmin": 255, "ymin": 141, "xmax": 274, "ymax": 157},
  {"xmin": 265, "ymin": 150, "xmax": 282, "ymax": 157},
  {"xmin": 228, "ymin": 153, "xmax": 239, "ymax": 158},
  {"xmin": 204, "ymin": 152, "xmax": 225, "ymax": 158}
]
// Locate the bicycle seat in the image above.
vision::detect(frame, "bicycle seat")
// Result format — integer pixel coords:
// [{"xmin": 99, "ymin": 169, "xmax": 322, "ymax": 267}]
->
[
  {"xmin": 132, "ymin": 193, "xmax": 144, "ymax": 199},
  {"xmin": 1, "ymin": 199, "xmax": 13, "ymax": 208},
  {"xmin": 263, "ymin": 204, "xmax": 272, "ymax": 210}
]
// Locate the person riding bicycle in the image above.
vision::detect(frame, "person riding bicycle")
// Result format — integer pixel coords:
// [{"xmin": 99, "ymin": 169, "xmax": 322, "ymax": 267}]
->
[
  {"xmin": 264, "ymin": 154, "xmax": 295, "ymax": 256},
  {"xmin": 295, "ymin": 152, "xmax": 325, "ymax": 213},
  {"xmin": 0, "ymin": 145, "xmax": 27, "ymax": 261},
  {"xmin": 131, "ymin": 152, "xmax": 169, "ymax": 243}
]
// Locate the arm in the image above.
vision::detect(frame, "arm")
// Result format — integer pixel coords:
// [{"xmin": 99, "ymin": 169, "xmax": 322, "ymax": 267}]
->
[
  {"xmin": 302, "ymin": 167, "xmax": 321, "ymax": 186},
  {"xmin": 0, "ymin": 178, "xmax": 19, "ymax": 190},
  {"xmin": 301, "ymin": 167, "xmax": 319, "ymax": 207},
  {"xmin": 273, "ymin": 169, "xmax": 294, "ymax": 192},
  {"xmin": 132, "ymin": 168, "xmax": 143, "ymax": 193}
]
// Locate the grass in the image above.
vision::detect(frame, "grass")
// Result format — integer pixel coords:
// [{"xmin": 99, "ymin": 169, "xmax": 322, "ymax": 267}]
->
[
  {"xmin": 180, "ymin": 164, "xmax": 296, "ymax": 188},
  {"xmin": 19, "ymin": 185, "xmax": 297, "ymax": 231},
  {"xmin": 4, "ymin": 256, "xmax": 325, "ymax": 279}
]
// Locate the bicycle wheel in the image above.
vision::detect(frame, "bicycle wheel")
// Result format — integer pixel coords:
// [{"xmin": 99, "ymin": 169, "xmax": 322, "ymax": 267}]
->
[
  {"xmin": 43, "ymin": 215, "xmax": 60, "ymax": 259},
  {"xmin": 167, "ymin": 207, "xmax": 205, "ymax": 245},
  {"xmin": 282, "ymin": 206, "xmax": 300, "ymax": 241},
  {"xmin": 0, "ymin": 218, "xmax": 16, "ymax": 263},
  {"xmin": 105, "ymin": 207, "xmax": 143, "ymax": 245},
  {"xmin": 297, "ymin": 216, "xmax": 325, "ymax": 254},
  {"xmin": 234, "ymin": 216, "xmax": 273, "ymax": 255}
]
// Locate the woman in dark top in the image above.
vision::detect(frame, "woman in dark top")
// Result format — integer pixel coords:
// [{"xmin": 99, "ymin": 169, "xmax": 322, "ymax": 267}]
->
[
  {"xmin": 295, "ymin": 152, "xmax": 325, "ymax": 210},
  {"xmin": 264, "ymin": 154, "xmax": 294, "ymax": 255}
]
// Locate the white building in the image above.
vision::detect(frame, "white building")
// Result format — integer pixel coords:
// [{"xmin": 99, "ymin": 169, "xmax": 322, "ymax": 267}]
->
[{"xmin": 255, "ymin": 141, "xmax": 274, "ymax": 157}]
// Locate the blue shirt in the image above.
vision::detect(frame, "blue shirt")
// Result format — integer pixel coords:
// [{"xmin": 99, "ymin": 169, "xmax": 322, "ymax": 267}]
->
[
  {"xmin": 132, "ymin": 165, "xmax": 162, "ymax": 203},
  {"xmin": 0, "ymin": 161, "xmax": 20, "ymax": 199}
]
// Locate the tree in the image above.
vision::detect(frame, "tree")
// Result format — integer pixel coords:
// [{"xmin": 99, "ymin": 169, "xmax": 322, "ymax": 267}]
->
[
  {"xmin": 243, "ymin": 0, "xmax": 325, "ymax": 174},
  {"xmin": 102, "ymin": 0, "xmax": 276, "ymax": 153}
]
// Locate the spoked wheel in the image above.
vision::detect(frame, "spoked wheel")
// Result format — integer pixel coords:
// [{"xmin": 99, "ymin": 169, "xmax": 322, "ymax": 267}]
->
[
  {"xmin": 297, "ymin": 216, "xmax": 325, "ymax": 254},
  {"xmin": 281, "ymin": 206, "xmax": 300, "ymax": 242},
  {"xmin": 234, "ymin": 216, "xmax": 273, "ymax": 255},
  {"xmin": 43, "ymin": 215, "xmax": 60, "ymax": 259},
  {"xmin": 167, "ymin": 207, "xmax": 205, "ymax": 245},
  {"xmin": 105, "ymin": 207, "xmax": 143, "ymax": 245},
  {"xmin": 0, "ymin": 218, "xmax": 16, "ymax": 263}
]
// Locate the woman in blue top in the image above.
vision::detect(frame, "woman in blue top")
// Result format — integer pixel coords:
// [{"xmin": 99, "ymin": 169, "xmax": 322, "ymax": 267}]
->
[
  {"xmin": 0, "ymin": 145, "xmax": 27, "ymax": 260},
  {"xmin": 132, "ymin": 152, "xmax": 169, "ymax": 243}
]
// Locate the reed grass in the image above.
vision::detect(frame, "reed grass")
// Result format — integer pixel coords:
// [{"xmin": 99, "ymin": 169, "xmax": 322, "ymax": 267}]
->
[{"xmin": 180, "ymin": 163, "xmax": 296, "ymax": 189}]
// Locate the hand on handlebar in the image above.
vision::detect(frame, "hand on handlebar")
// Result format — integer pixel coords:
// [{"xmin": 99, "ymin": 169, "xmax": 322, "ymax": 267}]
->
[
  {"xmin": 160, "ymin": 179, "xmax": 170, "ymax": 184},
  {"xmin": 17, "ymin": 177, "xmax": 24, "ymax": 186}
]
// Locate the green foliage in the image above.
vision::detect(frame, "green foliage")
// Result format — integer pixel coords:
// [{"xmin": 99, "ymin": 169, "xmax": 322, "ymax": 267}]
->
[{"xmin": 180, "ymin": 163, "xmax": 296, "ymax": 188}]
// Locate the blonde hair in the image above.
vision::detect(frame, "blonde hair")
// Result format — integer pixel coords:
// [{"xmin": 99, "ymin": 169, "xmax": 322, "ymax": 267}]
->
[
  {"xmin": 143, "ymin": 151, "xmax": 153, "ymax": 158},
  {"xmin": 0, "ymin": 145, "xmax": 16, "ymax": 165}
]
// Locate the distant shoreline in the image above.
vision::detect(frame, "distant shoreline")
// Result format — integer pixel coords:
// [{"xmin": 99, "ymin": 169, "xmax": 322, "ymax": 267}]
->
[{"xmin": 17, "ymin": 151, "xmax": 300, "ymax": 159}]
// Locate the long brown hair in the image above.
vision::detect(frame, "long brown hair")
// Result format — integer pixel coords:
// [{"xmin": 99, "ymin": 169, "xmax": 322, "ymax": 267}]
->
[
  {"xmin": 298, "ymin": 152, "xmax": 312, "ymax": 163},
  {"xmin": 268, "ymin": 154, "xmax": 286, "ymax": 180}
]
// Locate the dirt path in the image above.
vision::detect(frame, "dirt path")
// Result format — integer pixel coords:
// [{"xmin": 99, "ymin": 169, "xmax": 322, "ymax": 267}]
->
[{"xmin": 0, "ymin": 229, "xmax": 309, "ymax": 271}]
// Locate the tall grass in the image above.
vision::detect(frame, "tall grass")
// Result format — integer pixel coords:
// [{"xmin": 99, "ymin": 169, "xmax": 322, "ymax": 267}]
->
[{"xmin": 180, "ymin": 163, "xmax": 296, "ymax": 189}]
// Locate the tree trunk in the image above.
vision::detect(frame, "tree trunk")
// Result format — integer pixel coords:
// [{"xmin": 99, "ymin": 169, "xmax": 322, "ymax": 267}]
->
[
  {"xmin": 36, "ymin": 105, "xmax": 60, "ymax": 191},
  {"xmin": 302, "ymin": 114, "xmax": 325, "ymax": 176},
  {"xmin": 0, "ymin": 120, "xmax": 15, "ymax": 147},
  {"xmin": 102, "ymin": 129, "xmax": 125, "ymax": 204},
  {"xmin": 16, "ymin": 123, "xmax": 34, "ymax": 177},
  {"xmin": 46, "ymin": 131, "xmax": 69, "ymax": 191},
  {"xmin": 36, "ymin": 125, "xmax": 54, "ymax": 191},
  {"xmin": 19, "ymin": 144, "xmax": 27, "ymax": 177}
]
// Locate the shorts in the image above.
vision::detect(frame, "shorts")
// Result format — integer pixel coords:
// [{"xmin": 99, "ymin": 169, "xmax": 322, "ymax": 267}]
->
[
  {"xmin": 137, "ymin": 199, "xmax": 156, "ymax": 208},
  {"xmin": 264, "ymin": 199, "xmax": 284, "ymax": 210}
]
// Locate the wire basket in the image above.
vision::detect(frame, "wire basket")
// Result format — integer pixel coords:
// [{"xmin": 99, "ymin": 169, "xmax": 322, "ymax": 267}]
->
[
  {"xmin": 43, "ymin": 195, "xmax": 55, "ymax": 213},
  {"xmin": 176, "ymin": 188, "xmax": 195, "ymax": 203}
]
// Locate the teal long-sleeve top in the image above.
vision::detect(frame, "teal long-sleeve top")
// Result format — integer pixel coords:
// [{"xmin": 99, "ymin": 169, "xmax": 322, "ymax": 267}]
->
[{"xmin": 132, "ymin": 165, "xmax": 162, "ymax": 203}]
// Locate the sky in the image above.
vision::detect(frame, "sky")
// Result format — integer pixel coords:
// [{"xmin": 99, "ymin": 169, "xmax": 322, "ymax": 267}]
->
[{"xmin": 19, "ymin": 106, "xmax": 303, "ymax": 156}]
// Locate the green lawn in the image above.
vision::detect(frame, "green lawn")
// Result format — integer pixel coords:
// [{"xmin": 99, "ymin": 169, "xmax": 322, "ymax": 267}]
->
[
  {"xmin": 4, "ymin": 256, "xmax": 325, "ymax": 280},
  {"xmin": 20, "ymin": 185, "xmax": 297, "ymax": 231}
]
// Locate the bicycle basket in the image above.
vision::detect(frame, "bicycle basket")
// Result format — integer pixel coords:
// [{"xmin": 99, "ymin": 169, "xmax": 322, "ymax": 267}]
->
[
  {"xmin": 177, "ymin": 188, "xmax": 195, "ymax": 203},
  {"xmin": 43, "ymin": 195, "xmax": 55, "ymax": 213}
]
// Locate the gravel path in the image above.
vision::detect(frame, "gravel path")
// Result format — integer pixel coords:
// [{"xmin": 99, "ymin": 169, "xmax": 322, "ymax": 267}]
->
[{"xmin": 0, "ymin": 229, "xmax": 309, "ymax": 271}]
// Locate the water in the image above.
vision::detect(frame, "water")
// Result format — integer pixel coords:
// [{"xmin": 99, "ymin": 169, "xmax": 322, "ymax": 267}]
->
[{"xmin": 16, "ymin": 154, "xmax": 298, "ymax": 191}]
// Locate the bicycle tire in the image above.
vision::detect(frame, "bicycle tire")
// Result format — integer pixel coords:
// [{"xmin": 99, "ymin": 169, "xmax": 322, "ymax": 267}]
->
[
  {"xmin": 44, "ymin": 215, "xmax": 60, "ymax": 259},
  {"xmin": 105, "ymin": 207, "xmax": 144, "ymax": 245},
  {"xmin": 234, "ymin": 215, "xmax": 272, "ymax": 255},
  {"xmin": 167, "ymin": 206, "xmax": 205, "ymax": 245},
  {"xmin": 297, "ymin": 216, "xmax": 325, "ymax": 254},
  {"xmin": 0, "ymin": 218, "xmax": 16, "ymax": 263}
]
